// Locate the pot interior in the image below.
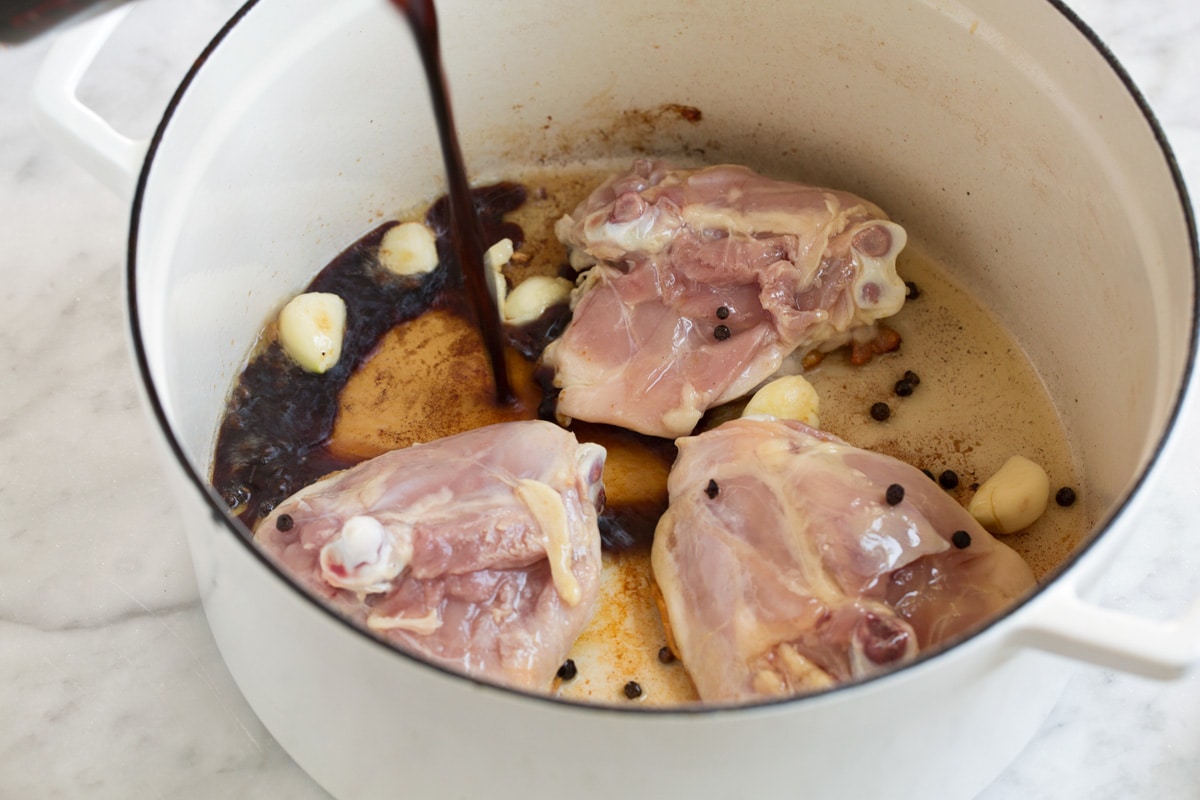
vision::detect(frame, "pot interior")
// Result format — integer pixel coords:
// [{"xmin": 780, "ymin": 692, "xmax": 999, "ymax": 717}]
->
[{"xmin": 131, "ymin": 0, "xmax": 1195, "ymax": 678}]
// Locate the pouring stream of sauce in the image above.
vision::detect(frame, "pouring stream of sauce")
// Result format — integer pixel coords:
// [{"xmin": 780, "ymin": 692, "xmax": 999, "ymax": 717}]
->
[{"xmin": 389, "ymin": 0, "xmax": 513, "ymax": 403}]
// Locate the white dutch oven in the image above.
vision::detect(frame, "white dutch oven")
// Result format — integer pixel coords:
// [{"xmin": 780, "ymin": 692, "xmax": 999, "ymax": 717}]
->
[{"xmin": 32, "ymin": 0, "xmax": 1199, "ymax": 797}]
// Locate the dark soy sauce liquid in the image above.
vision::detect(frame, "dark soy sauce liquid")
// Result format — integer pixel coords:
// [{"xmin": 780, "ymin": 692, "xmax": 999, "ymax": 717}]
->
[
  {"xmin": 390, "ymin": 0, "xmax": 512, "ymax": 404},
  {"xmin": 211, "ymin": 186, "xmax": 527, "ymax": 530}
]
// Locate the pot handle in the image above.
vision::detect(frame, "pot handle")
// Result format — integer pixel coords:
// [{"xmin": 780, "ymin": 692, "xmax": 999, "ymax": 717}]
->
[
  {"xmin": 30, "ymin": 2, "xmax": 147, "ymax": 200},
  {"xmin": 1012, "ymin": 580, "xmax": 1200, "ymax": 680}
]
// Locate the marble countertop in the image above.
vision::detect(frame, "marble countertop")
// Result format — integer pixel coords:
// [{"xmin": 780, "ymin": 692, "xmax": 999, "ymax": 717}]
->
[{"xmin": 1, "ymin": 0, "xmax": 1197, "ymax": 797}]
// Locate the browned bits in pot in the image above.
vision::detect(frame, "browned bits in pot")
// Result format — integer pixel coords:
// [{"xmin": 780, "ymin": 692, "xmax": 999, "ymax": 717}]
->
[
  {"xmin": 885, "ymin": 483, "xmax": 905, "ymax": 505},
  {"xmin": 875, "ymin": 326, "xmax": 902, "ymax": 353},
  {"xmin": 660, "ymin": 103, "xmax": 704, "ymax": 123},
  {"xmin": 715, "ymin": 306, "xmax": 730, "ymax": 320},
  {"xmin": 1056, "ymin": 487, "xmax": 1077, "ymax": 507},
  {"xmin": 557, "ymin": 659, "xmax": 577, "ymax": 681},
  {"xmin": 705, "ymin": 479, "xmax": 719, "ymax": 499},
  {"xmin": 938, "ymin": 470, "xmax": 959, "ymax": 490},
  {"xmin": 850, "ymin": 326, "xmax": 902, "ymax": 366},
  {"xmin": 275, "ymin": 513, "xmax": 294, "ymax": 532},
  {"xmin": 951, "ymin": 530, "xmax": 972, "ymax": 549},
  {"xmin": 802, "ymin": 351, "xmax": 825, "ymax": 370},
  {"xmin": 713, "ymin": 324, "xmax": 731, "ymax": 341},
  {"xmin": 658, "ymin": 646, "xmax": 675, "ymax": 664},
  {"xmin": 870, "ymin": 402, "xmax": 891, "ymax": 421},
  {"xmin": 624, "ymin": 680, "xmax": 643, "ymax": 699}
]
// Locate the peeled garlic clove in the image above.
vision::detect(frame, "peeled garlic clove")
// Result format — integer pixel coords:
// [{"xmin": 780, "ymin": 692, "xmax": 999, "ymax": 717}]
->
[
  {"xmin": 278, "ymin": 292, "xmax": 346, "ymax": 374},
  {"xmin": 503, "ymin": 276, "xmax": 573, "ymax": 324},
  {"xmin": 379, "ymin": 221, "xmax": 439, "ymax": 276},
  {"xmin": 967, "ymin": 455, "xmax": 1050, "ymax": 534},
  {"xmin": 742, "ymin": 375, "xmax": 821, "ymax": 427},
  {"xmin": 483, "ymin": 237, "xmax": 514, "ymax": 272},
  {"xmin": 483, "ymin": 238, "xmax": 513, "ymax": 308}
]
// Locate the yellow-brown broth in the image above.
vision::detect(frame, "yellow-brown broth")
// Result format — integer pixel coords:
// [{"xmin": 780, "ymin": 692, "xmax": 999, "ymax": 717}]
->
[{"xmin": 317, "ymin": 162, "xmax": 1086, "ymax": 706}]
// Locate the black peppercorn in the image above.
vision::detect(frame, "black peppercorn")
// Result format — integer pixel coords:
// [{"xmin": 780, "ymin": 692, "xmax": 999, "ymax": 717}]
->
[
  {"xmin": 885, "ymin": 483, "xmax": 905, "ymax": 505},
  {"xmin": 221, "ymin": 484, "xmax": 250, "ymax": 509},
  {"xmin": 275, "ymin": 513, "xmax": 294, "ymax": 532},
  {"xmin": 922, "ymin": 469, "xmax": 936, "ymax": 481},
  {"xmin": 714, "ymin": 324, "xmax": 731, "ymax": 341},
  {"xmin": 624, "ymin": 680, "xmax": 643, "ymax": 699},
  {"xmin": 1056, "ymin": 487, "xmax": 1077, "ymax": 507},
  {"xmin": 905, "ymin": 281, "xmax": 921, "ymax": 299},
  {"xmin": 870, "ymin": 402, "xmax": 891, "ymax": 421},
  {"xmin": 938, "ymin": 470, "xmax": 959, "ymax": 490},
  {"xmin": 658, "ymin": 646, "xmax": 675, "ymax": 664},
  {"xmin": 894, "ymin": 379, "xmax": 914, "ymax": 397},
  {"xmin": 705, "ymin": 479, "xmax": 719, "ymax": 499},
  {"xmin": 557, "ymin": 659, "xmax": 577, "ymax": 681},
  {"xmin": 903, "ymin": 370, "xmax": 921, "ymax": 386},
  {"xmin": 716, "ymin": 306, "xmax": 730, "ymax": 319},
  {"xmin": 951, "ymin": 530, "xmax": 972, "ymax": 549}
]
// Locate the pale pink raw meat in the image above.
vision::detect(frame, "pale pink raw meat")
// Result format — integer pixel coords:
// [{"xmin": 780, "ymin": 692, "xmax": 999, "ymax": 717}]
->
[
  {"xmin": 543, "ymin": 160, "xmax": 908, "ymax": 438},
  {"xmin": 651, "ymin": 418, "xmax": 1036, "ymax": 702},
  {"xmin": 255, "ymin": 420, "xmax": 606, "ymax": 691}
]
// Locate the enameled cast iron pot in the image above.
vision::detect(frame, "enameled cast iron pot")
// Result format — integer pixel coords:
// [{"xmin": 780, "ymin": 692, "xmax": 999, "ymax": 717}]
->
[{"xmin": 32, "ymin": 0, "xmax": 1200, "ymax": 797}]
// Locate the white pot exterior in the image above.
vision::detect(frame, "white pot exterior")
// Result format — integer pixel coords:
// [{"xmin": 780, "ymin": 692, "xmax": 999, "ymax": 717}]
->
[{"xmin": 37, "ymin": 0, "xmax": 1197, "ymax": 797}]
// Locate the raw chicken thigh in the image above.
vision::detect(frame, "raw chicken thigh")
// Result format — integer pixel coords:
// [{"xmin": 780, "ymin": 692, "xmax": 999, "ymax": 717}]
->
[
  {"xmin": 255, "ymin": 420, "xmax": 607, "ymax": 691},
  {"xmin": 651, "ymin": 418, "xmax": 1036, "ymax": 702},
  {"xmin": 543, "ymin": 160, "xmax": 907, "ymax": 438}
]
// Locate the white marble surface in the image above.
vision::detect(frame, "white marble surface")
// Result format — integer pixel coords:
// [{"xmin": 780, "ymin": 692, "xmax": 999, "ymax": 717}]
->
[{"xmin": 1, "ymin": 0, "xmax": 1197, "ymax": 797}]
